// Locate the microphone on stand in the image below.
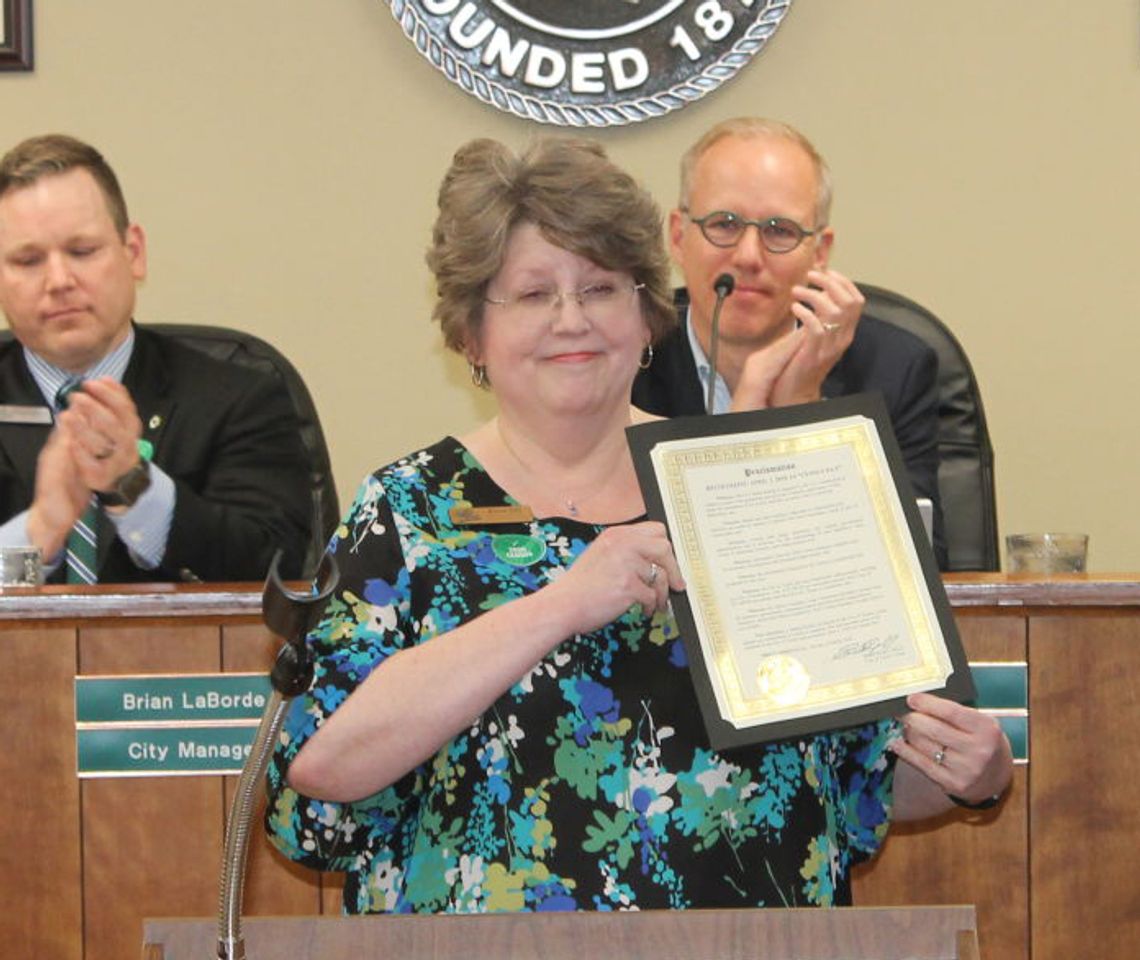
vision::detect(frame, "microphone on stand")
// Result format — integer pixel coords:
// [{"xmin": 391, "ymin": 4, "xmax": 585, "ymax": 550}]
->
[
  {"xmin": 216, "ymin": 550, "xmax": 339, "ymax": 960},
  {"xmin": 706, "ymin": 272, "xmax": 735, "ymax": 415}
]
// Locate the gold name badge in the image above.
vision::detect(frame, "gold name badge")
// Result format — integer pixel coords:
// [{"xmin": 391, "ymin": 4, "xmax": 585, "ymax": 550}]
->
[{"xmin": 449, "ymin": 505, "xmax": 535, "ymax": 526}]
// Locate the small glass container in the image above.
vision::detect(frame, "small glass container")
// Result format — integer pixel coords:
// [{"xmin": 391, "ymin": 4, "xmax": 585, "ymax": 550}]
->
[
  {"xmin": 1004, "ymin": 533, "xmax": 1088, "ymax": 574},
  {"xmin": 0, "ymin": 545, "xmax": 45, "ymax": 587}
]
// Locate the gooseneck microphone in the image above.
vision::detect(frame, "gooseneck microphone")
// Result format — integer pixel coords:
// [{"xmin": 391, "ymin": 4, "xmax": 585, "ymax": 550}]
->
[
  {"xmin": 216, "ymin": 551, "xmax": 338, "ymax": 960},
  {"xmin": 706, "ymin": 273, "xmax": 735, "ymax": 415}
]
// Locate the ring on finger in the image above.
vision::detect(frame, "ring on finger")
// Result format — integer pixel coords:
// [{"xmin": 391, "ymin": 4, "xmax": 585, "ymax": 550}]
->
[
  {"xmin": 823, "ymin": 322, "xmax": 841, "ymax": 333},
  {"xmin": 645, "ymin": 562, "xmax": 659, "ymax": 587},
  {"xmin": 933, "ymin": 746, "xmax": 947, "ymax": 766}
]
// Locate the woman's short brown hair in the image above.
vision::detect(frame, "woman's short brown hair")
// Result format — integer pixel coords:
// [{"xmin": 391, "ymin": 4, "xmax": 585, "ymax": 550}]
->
[{"xmin": 426, "ymin": 137, "xmax": 675, "ymax": 355}]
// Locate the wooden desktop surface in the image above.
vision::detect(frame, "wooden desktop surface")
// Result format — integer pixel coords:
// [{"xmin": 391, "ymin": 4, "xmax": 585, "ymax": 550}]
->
[{"xmin": 2, "ymin": 574, "xmax": 1138, "ymax": 960}]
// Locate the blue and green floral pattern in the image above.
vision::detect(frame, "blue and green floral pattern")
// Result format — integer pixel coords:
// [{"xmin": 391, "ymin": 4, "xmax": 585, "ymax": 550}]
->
[{"xmin": 266, "ymin": 438, "xmax": 897, "ymax": 914}]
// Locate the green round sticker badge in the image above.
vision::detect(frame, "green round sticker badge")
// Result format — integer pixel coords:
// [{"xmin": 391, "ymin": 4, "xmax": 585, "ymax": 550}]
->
[{"xmin": 492, "ymin": 534, "xmax": 546, "ymax": 567}]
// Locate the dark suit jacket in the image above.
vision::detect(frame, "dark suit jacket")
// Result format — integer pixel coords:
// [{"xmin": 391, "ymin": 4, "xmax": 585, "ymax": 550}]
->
[
  {"xmin": 632, "ymin": 289, "xmax": 947, "ymax": 567},
  {"xmin": 0, "ymin": 325, "xmax": 311, "ymax": 583}
]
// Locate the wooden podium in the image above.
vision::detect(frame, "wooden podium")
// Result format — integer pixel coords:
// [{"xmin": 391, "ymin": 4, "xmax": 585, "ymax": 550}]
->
[
  {"xmin": 7, "ymin": 575, "xmax": 1140, "ymax": 960},
  {"xmin": 142, "ymin": 906, "xmax": 981, "ymax": 960}
]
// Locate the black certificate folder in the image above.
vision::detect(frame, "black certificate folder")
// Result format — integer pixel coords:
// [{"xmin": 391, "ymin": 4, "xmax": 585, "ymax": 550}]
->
[{"xmin": 627, "ymin": 393, "xmax": 974, "ymax": 752}]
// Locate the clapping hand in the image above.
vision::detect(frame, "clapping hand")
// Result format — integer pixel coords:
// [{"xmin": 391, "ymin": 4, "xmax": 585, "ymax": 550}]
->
[{"xmin": 731, "ymin": 268, "xmax": 864, "ymax": 411}]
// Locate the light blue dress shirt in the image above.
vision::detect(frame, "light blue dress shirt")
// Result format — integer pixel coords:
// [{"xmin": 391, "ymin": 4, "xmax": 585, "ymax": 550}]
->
[
  {"xmin": 0, "ymin": 329, "xmax": 174, "ymax": 573},
  {"xmin": 684, "ymin": 306, "xmax": 732, "ymax": 415}
]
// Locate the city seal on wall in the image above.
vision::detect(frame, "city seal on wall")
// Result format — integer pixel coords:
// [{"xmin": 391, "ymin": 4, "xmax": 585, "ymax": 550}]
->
[{"xmin": 384, "ymin": 0, "xmax": 796, "ymax": 127}]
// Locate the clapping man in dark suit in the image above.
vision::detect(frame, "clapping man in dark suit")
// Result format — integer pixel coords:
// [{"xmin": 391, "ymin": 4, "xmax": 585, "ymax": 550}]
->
[
  {"xmin": 632, "ymin": 117, "xmax": 946, "ymax": 566},
  {"xmin": 632, "ymin": 118, "xmax": 1014, "ymax": 812},
  {"xmin": 0, "ymin": 134, "xmax": 311, "ymax": 583}
]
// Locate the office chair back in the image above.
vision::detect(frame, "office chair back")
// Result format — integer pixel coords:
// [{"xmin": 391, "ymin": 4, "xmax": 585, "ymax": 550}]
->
[
  {"xmin": 153, "ymin": 324, "xmax": 338, "ymax": 576},
  {"xmin": 858, "ymin": 283, "xmax": 999, "ymax": 571}
]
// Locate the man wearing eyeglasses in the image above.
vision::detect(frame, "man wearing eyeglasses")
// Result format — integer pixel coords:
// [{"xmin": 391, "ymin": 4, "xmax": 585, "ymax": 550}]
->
[
  {"xmin": 631, "ymin": 119, "xmax": 1014, "ymax": 823},
  {"xmin": 632, "ymin": 116, "xmax": 944, "ymax": 566}
]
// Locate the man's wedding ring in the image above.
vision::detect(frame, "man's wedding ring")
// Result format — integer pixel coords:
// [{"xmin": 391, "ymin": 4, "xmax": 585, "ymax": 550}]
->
[{"xmin": 823, "ymin": 322, "xmax": 841, "ymax": 333}]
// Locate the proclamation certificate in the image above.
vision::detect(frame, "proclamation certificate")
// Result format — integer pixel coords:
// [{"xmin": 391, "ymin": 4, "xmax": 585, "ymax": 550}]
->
[{"xmin": 628, "ymin": 393, "xmax": 973, "ymax": 750}]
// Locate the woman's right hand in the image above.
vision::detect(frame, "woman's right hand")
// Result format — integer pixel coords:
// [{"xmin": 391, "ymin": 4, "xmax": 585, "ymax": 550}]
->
[
  {"xmin": 546, "ymin": 521, "xmax": 685, "ymax": 634},
  {"xmin": 288, "ymin": 521, "xmax": 685, "ymax": 803}
]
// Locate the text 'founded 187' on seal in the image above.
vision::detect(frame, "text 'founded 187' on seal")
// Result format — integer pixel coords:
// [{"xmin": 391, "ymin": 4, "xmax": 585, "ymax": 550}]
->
[{"xmin": 384, "ymin": 0, "xmax": 796, "ymax": 127}]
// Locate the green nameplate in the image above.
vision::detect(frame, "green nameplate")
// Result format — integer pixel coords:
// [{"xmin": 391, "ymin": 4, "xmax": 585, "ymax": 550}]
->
[
  {"xmin": 76, "ymin": 674, "xmax": 271, "ymax": 723},
  {"xmin": 996, "ymin": 715, "xmax": 1029, "ymax": 762},
  {"xmin": 71, "ymin": 665, "xmax": 1029, "ymax": 776},
  {"xmin": 971, "ymin": 662, "xmax": 1027, "ymax": 710},
  {"xmin": 75, "ymin": 674, "xmax": 270, "ymax": 777},
  {"xmin": 77, "ymin": 725, "xmax": 257, "ymax": 777},
  {"xmin": 971, "ymin": 663, "xmax": 1029, "ymax": 761}
]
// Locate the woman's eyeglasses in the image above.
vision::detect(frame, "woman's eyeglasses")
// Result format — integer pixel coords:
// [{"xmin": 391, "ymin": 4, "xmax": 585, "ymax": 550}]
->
[{"xmin": 485, "ymin": 282, "xmax": 645, "ymax": 321}]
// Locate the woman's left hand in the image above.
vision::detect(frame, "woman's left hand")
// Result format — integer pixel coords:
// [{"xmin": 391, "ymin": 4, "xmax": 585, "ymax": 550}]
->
[{"xmin": 890, "ymin": 692, "xmax": 1013, "ymax": 818}]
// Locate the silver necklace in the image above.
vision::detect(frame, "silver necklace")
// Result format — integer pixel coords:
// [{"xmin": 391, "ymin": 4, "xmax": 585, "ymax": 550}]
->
[{"xmin": 496, "ymin": 423, "xmax": 607, "ymax": 519}]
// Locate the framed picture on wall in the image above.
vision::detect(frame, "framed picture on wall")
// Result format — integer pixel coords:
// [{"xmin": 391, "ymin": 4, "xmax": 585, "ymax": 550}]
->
[{"xmin": 1, "ymin": 0, "xmax": 33, "ymax": 72}]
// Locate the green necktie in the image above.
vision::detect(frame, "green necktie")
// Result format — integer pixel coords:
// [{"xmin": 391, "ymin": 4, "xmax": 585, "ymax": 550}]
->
[{"xmin": 66, "ymin": 498, "xmax": 99, "ymax": 584}]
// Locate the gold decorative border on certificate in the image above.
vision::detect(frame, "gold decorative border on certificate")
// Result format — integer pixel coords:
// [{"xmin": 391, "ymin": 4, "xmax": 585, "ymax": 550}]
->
[{"xmin": 653, "ymin": 416, "xmax": 947, "ymax": 728}]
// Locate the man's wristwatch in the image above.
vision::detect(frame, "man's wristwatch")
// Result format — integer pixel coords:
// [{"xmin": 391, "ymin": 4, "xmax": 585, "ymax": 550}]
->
[{"xmin": 96, "ymin": 460, "xmax": 152, "ymax": 509}]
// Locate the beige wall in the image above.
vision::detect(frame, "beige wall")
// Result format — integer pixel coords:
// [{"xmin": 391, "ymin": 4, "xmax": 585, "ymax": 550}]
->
[{"xmin": 2, "ymin": 1, "xmax": 1138, "ymax": 569}]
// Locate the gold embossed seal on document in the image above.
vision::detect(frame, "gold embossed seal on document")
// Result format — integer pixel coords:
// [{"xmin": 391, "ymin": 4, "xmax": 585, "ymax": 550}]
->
[{"xmin": 755, "ymin": 654, "xmax": 811, "ymax": 707}]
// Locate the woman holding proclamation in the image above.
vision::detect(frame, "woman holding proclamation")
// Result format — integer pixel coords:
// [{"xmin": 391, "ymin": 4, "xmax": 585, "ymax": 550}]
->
[{"xmin": 266, "ymin": 137, "xmax": 1010, "ymax": 914}]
